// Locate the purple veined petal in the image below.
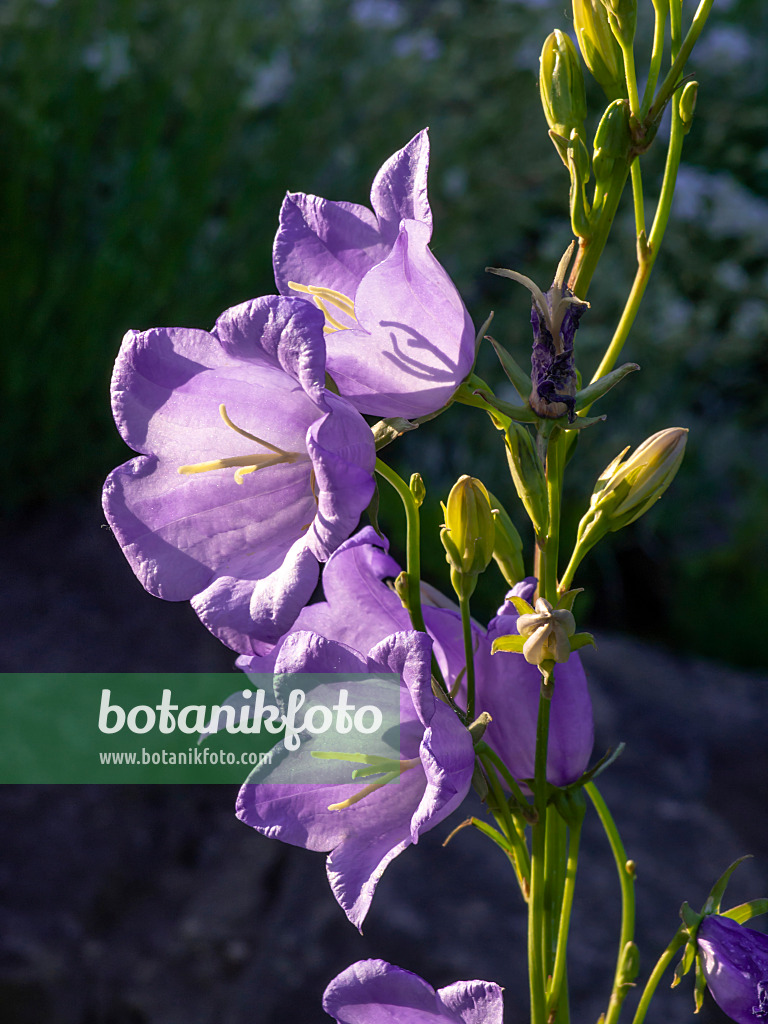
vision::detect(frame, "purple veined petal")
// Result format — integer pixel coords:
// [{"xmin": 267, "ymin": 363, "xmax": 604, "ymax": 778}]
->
[
  {"xmin": 324, "ymin": 219, "xmax": 476, "ymax": 418},
  {"xmin": 306, "ymin": 393, "xmax": 377, "ymax": 562},
  {"xmin": 104, "ymin": 294, "xmax": 375, "ymax": 652},
  {"xmin": 273, "ymin": 193, "xmax": 390, "ymax": 299},
  {"xmin": 322, "ymin": 959, "xmax": 504, "ymax": 1024},
  {"xmin": 236, "ymin": 629, "xmax": 473, "ymax": 931},
  {"xmin": 370, "ymin": 128, "xmax": 432, "ymax": 245},
  {"xmin": 697, "ymin": 915, "xmax": 768, "ymax": 1024},
  {"xmin": 212, "ymin": 294, "xmax": 329, "ymax": 409}
]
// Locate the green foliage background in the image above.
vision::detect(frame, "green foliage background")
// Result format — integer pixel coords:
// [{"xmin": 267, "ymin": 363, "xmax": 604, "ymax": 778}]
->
[{"xmin": 2, "ymin": 0, "xmax": 766, "ymax": 665}]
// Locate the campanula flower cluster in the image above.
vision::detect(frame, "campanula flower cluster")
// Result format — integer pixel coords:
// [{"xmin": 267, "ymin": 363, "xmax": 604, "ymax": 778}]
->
[{"xmin": 104, "ymin": 27, "xmax": 760, "ymax": 1015}]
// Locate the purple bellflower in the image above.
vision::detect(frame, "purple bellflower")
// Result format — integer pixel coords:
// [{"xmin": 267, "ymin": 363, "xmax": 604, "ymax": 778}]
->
[
  {"xmin": 103, "ymin": 295, "xmax": 375, "ymax": 653},
  {"xmin": 323, "ymin": 959, "xmax": 504, "ymax": 1024},
  {"xmin": 236, "ymin": 628, "xmax": 475, "ymax": 931},
  {"xmin": 238, "ymin": 528, "xmax": 593, "ymax": 787},
  {"xmin": 697, "ymin": 915, "xmax": 768, "ymax": 1023},
  {"xmin": 273, "ymin": 130, "xmax": 476, "ymax": 419}
]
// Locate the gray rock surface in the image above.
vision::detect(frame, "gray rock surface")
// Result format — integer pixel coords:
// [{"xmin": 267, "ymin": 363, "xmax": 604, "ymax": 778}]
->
[{"xmin": 1, "ymin": 502, "xmax": 766, "ymax": 1023}]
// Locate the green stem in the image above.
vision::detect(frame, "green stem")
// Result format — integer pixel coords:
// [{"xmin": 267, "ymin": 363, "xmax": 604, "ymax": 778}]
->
[
  {"xmin": 544, "ymin": 806, "xmax": 566, "ymax": 977},
  {"xmin": 547, "ymin": 813, "xmax": 584, "ymax": 1019},
  {"xmin": 481, "ymin": 757, "xmax": 532, "ymax": 897},
  {"xmin": 647, "ymin": 0, "xmax": 714, "ymax": 125},
  {"xmin": 528, "ymin": 671, "xmax": 554, "ymax": 1024},
  {"xmin": 641, "ymin": 0, "xmax": 669, "ymax": 118},
  {"xmin": 588, "ymin": 81, "xmax": 686, "ymax": 385},
  {"xmin": 375, "ymin": 459, "xmax": 426, "ymax": 633},
  {"xmin": 538, "ymin": 429, "xmax": 564, "ymax": 604},
  {"xmin": 459, "ymin": 593, "xmax": 476, "ymax": 721},
  {"xmin": 619, "ymin": 36, "xmax": 641, "ymax": 122},
  {"xmin": 586, "ymin": 783, "xmax": 636, "ymax": 1024},
  {"xmin": 630, "ymin": 159, "xmax": 645, "ymax": 240},
  {"xmin": 568, "ymin": 160, "xmax": 631, "ymax": 298},
  {"xmin": 631, "ymin": 931, "xmax": 687, "ymax": 1024},
  {"xmin": 478, "ymin": 742, "xmax": 533, "ymax": 813}
]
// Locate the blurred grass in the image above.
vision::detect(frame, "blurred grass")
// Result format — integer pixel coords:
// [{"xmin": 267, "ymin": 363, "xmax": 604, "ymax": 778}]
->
[{"xmin": 2, "ymin": 0, "xmax": 766, "ymax": 666}]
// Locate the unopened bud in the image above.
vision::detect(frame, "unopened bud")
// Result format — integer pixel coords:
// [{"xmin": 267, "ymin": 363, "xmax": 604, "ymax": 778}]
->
[
  {"xmin": 599, "ymin": 0, "xmax": 636, "ymax": 47},
  {"xmin": 540, "ymin": 30, "xmax": 588, "ymax": 169},
  {"xmin": 503, "ymin": 422, "xmax": 548, "ymax": 538},
  {"xmin": 487, "ymin": 492, "xmax": 525, "ymax": 587},
  {"xmin": 573, "ymin": 0, "xmax": 624, "ymax": 96},
  {"xmin": 678, "ymin": 81, "xmax": 698, "ymax": 135},
  {"xmin": 575, "ymin": 427, "xmax": 688, "ymax": 553},
  {"xmin": 592, "ymin": 98, "xmax": 631, "ymax": 186},
  {"xmin": 441, "ymin": 476, "xmax": 496, "ymax": 600},
  {"xmin": 517, "ymin": 597, "xmax": 576, "ymax": 665},
  {"xmin": 410, "ymin": 472, "xmax": 426, "ymax": 507}
]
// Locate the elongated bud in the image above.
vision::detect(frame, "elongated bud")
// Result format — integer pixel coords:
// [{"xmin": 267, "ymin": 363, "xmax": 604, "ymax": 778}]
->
[
  {"xmin": 600, "ymin": 0, "xmax": 636, "ymax": 48},
  {"xmin": 540, "ymin": 30, "xmax": 588, "ymax": 168},
  {"xmin": 441, "ymin": 476, "xmax": 496, "ymax": 600},
  {"xmin": 592, "ymin": 98, "xmax": 631, "ymax": 187},
  {"xmin": 410, "ymin": 472, "xmax": 426, "ymax": 508},
  {"xmin": 678, "ymin": 81, "xmax": 698, "ymax": 135},
  {"xmin": 503, "ymin": 422, "xmax": 548, "ymax": 538},
  {"xmin": 487, "ymin": 491, "xmax": 525, "ymax": 586},
  {"xmin": 575, "ymin": 427, "xmax": 688, "ymax": 553},
  {"xmin": 572, "ymin": 0, "xmax": 624, "ymax": 96}
]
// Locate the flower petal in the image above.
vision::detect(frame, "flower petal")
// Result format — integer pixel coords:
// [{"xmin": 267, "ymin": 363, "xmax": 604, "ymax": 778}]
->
[
  {"xmin": 370, "ymin": 128, "xmax": 433, "ymax": 245},
  {"xmin": 273, "ymin": 192, "xmax": 389, "ymax": 299}
]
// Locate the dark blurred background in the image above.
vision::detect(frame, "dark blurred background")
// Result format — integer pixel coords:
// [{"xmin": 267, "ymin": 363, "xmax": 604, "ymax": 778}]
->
[{"xmin": 1, "ymin": 0, "xmax": 767, "ymax": 1020}]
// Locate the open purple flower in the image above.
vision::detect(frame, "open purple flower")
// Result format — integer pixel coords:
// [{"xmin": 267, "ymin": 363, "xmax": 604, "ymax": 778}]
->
[
  {"xmin": 697, "ymin": 915, "xmax": 768, "ymax": 1023},
  {"xmin": 103, "ymin": 295, "xmax": 375, "ymax": 652},
  {"xmin": 236, "ymin": 628, "xmax": 475, "ymax": 930},
  {"xmin": 238, "ymin": 528, "xmax": 593, "ymax": 786},
  {"xmin": 273, "ymin": 130, "xmax": 476, "ymax": 419},
  {"xmin": 323, "ymin": 960, "xmax": 504, "ymax": 1024}
]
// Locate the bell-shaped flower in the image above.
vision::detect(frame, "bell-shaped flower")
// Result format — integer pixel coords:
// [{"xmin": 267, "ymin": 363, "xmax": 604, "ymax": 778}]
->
[
  {"xmin": 238, "ymin": 529, "xmax": 593, "ymax": 787},
  {"xmin": 235, "ymin": 628, "xmax": 475, "ymax": 930},
  {"xmin": 696, "ymin": 915, "xmax": 768, "ymax": 1023},
  {"xmin": 103, "ymin": 295, "xmax": 375, "ymax": 653},
  {"xmin": 273, "ymin": 129, "xmax": 476, "ymax": 419},
  {"xmin": 323, "ymin": 959, "xmax": 504, "ymax": 1024}
]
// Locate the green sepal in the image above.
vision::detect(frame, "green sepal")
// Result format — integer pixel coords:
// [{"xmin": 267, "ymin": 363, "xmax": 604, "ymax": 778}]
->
[
  {"xmin": 722, "ymin": 899, "xmax": 768, "ymax": 924},
  {"xmin": 703, "ymin": 856, "xmax": 753, "ymax": 915},
  {"xmin": 563, "ymin": 413, "xmax": 607, "ymax": 431},
  {"xmin": 468, "ymin": 711, "xmax": 492, "ymax": 745},
  {"xmin": 509, "ymin": 595, "xmax": 535, "ymax": 616},
  {"xmin": 372, "ymin": 416, "xmax": 419, "ymax": 450},
  {"xmin": 557, "ymin": 587, "xmax": 584, "ymax": 612},
  {"xmin": 671, "ymin": 937, "xmax": 696, "ymax": 988},
  {"xmin": 491, "ymin": 634, "xmax": 527, "ymax": 655},
  {"xmin": 680, "ymin": 900, "xmax": 704, "ymax": 933},
  {"xmin": 693, "ymin": 948, "xmax": 707, "ymax": 1013},
  {"xmin": 569, "ymin": 632, "xmax": 596, "ymax": 652},
  {"xmin": 552, "ymin": 786, "xmax": 587, "ymax": 828},
  {"xmin": 487, "ymin": 335, "xmax": 532, "ymax": 401},
  {"xmin": 574, "ymin": 362, "xmax": 640, "ymax": 411},
  {"xmin": 471, "ymin": 761, "xmax": 490, "ymax": 801},
  {"xmin": 473, "ymin": 388, "xmax": 538, "ymax": 423},
  {"xmin": 618, "ymin": 941, "xmax": 640, "ymax": 988},
  {"xmin": 563, "ymin": 743, "xmax": 625, "ymax": 792},
  {"xmin": 474, "ymin": 310, "xmax": 495, "ymax": 359}
]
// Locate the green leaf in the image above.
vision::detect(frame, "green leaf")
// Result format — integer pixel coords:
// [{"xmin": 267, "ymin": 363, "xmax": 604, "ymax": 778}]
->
[
  {"xmin": 491, "ymin": 634, "xmax": 527, "ymax": 654},
  {"xmin": 487, "ymin": 335, "xmax": 532, "ymax": 401}
]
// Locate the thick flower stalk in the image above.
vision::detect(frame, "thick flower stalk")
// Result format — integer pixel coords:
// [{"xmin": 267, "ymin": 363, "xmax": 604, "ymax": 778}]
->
[
  {"xmin": 103, "ymin": 295, "xmax": 375, "ymax": 653},
  {"xmin": 696, "ymin": 915, "xmax": 768, "ymax": 1023},
  {"xmin": 238, "ymin": 529, "xmax": 593, "ymax": 788},
  {"xmin": 273, "ymin": 129, "xmax": 476, "ymax": 419},
  {"xmin": 323, "ymin": 959, "xmax": 504, "ymax": 1024},
  {"xmin": 236, "ymin": 628, "xmax": 475, "ymax": 930}
]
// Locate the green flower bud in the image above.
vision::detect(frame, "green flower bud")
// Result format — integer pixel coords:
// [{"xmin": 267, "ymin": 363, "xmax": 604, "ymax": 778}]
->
[
  {"xmin": 678, "ymin": 80, "xmax": 698, "ymax": 135},
  {"xmin": 440, "ymin": 476, "xmax": 496, "ymax": 600},
  {"xmin": 487, "ymin": 491, "xmax": 525, "ymax": 587},
  {"xmin": 599, "ymin": 0, "xmax": 636, "ymax": 48},
  {"xmin": 592, "ymin": 98, "xmax": 631, "ymax": 186},
  {"xmin": 540, "ymin": 30, "xmax": 588, "ymax": 168},
  {"xmin": 575, "ymin": 427, "xmax": 688, "ymax": 552},
  {"xmin": 572, "ymin": 0, "xmax": 624, "ymax": 95},
  {"xmin": 503, "ymin": 422, "xmax": 548, "ymax": 539}
]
